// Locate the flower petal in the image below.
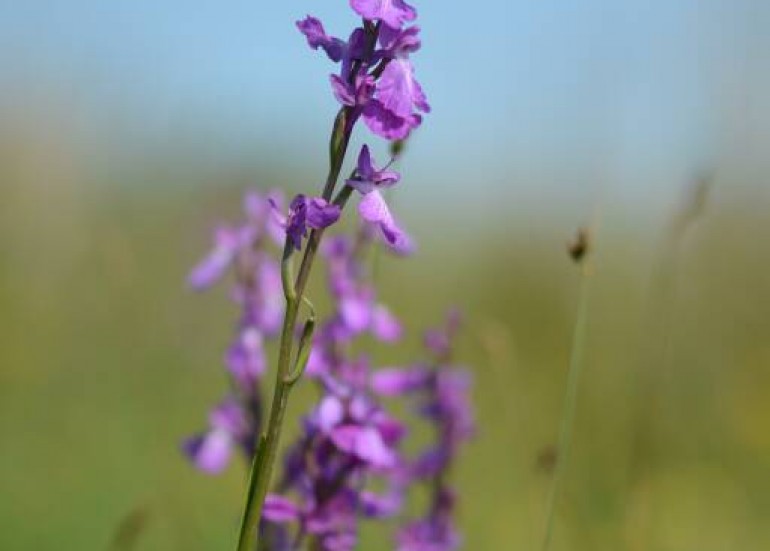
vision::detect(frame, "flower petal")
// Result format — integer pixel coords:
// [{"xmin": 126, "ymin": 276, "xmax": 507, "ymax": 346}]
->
[
  {"xmin": 296, "ymin": 16, "xmax": 345, "ymax": 62},
  {"xmin": 362, "ymin": 100, "xmax": 422, "ymax": 141},
  {"xmin": 371, "ymin": 304, "xmax": 403, "ymax": 341},
  {"xmin": 183, "ymin": 430, "xmax": 233, "ymax": 474},
  {"xmin": 377, "ymin": 59, "xmax": 430, "ymax": 117},
  {"xmin": 371, "ymin": 367, "xmax": 430, "ymax": 395},
  {"xmin": 187, "ymin": 227, "xmax": 240, "ymax": 290},
  {"xmin": 306, "ymin": 197, "xmax": 341, "ymax": 229},
  {"xmin": 263, "ymin": 494, "xmax": 302, "ymax": 523},
  {"xmin": 315, "ymin": 395, "xmax": 345, "ymax": 433},
  {"xmin": 358, "ymin": 189, "xmax": 391, "ymax": 225},
  {"xmin": 350, "ymin": 0, "xmax": 417, "ymax": 30}
]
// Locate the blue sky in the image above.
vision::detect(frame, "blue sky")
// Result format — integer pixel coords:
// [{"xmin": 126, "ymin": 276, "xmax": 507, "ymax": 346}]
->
[{"xmin": 1, "ymin": 1, "xmax": 768, "ymax": 215}]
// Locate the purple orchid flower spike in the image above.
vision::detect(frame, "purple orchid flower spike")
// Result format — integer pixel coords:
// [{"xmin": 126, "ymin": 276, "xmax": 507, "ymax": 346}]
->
[
  {"xmin": 298, "ymin": 6, "xmax": 427, "ymax": 142},
  {"xmin": 271, "ymin": 194, "xmax": 341, "ymax": 250},
  {"xmin": 184, "ymin": 4, "xmax": 475, "ymax": 550},
  {"xmin": 350, "ymin": 0, "xmax": 418, "ymax": 30}
]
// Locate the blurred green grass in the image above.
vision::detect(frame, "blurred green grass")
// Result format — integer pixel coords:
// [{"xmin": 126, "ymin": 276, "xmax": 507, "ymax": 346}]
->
[{"xmin": 1, "ymin": 157, "xmax": 770, "ymax": 551}]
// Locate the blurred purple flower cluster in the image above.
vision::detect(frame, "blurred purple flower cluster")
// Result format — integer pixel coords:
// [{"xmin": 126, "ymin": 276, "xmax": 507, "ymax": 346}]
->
[
  {"xmin": 375, "ymin": 312, "xmax": 475, "ymax": 551},
  {"xmin": 185, "ymin": 200, "xmax": 473, "ymax": 549},
  {"xmin": 258, "ymin": 229, "xmax": 473, "ymax": 551},
  {"xmin": 184, "ymin": 191, "xmax": 286, "ymax": 474}
]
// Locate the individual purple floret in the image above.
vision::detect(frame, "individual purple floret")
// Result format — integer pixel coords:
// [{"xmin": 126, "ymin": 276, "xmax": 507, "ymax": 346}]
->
[
  {"xmin": 347, "ymin": 145, "xmax": 414, "ymax": 254},
  {"xmin": 362, "ymin": 58, "xmax": 429, "ymax": 141},
  {"xmin": 348, "ymin": 144, "xmax": 401, "ymax": 192},
  {"xmin": 183, "ymin": 398, "xmax": 253, "ymax": 475},
  {"xmin": 270, "ymin": 194, "xmax": 341, "ymax": 251},
  {"xmin": 187, "ymin": 227, "xmax": 244, "ymax": 291}
]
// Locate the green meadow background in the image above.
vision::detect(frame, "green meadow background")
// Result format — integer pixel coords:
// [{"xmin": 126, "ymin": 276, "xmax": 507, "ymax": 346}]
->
[{"xmin": 2, "ymin": 137, "xmax": 769, "ymax": 550}]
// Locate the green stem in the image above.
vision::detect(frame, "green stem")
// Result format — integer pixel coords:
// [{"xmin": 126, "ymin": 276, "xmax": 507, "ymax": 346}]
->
[
  {"xmin": 541, "ymin": 264, "xmax": 593, "ymax": 551},
  {"xmin": 235, "ymin": 102, "xmax": 355, "ymax": 551},
  {"xmin": 236, "ymin": 281, "xmax": 300, "ymax": 551}
]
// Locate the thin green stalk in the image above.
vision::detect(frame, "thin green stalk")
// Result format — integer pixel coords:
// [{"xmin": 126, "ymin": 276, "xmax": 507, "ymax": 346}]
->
[
  {"xmin": 234, "ymin": 104, "xmax": 359, "ymax": 551},
  {"xmin": 541, "ymin": 262, "xmax": 593, "ymax": 551},
  {"xmin": 234, "ymin": 22, "xmax": 381, "ymax": 549},
  {"xmin": 237, "ymin": 288, "xmax": 300, "ymax": 551}
]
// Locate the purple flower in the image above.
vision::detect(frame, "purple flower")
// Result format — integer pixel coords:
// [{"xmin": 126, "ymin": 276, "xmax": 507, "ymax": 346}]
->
[
  {"xmin": 263, "ymin": 353, "xmax": 408, "ymax": 546},
  {"xmin": 188, "ymin": 190, "xmax": 288, "ymax": 291},
  {"xmin": 424, "ymin": 308, "xmax": 462, "ymax": 358},
  {"xmin": 362, "ymin": 101, "xmax": 422, "ymax": 141},
  {"xmin": 245, "ymin": 189, "xmax": 287, "ymax": 247},
  {"xmin": 358, "ymin": 189, "xmax": 414, "ymax": 254},
  {"xmin": 330, "ymin": 73, "xmax": 376, "ymax": 108},
  {"xmin": 350, "ymin": 0, "xmax": 418, "ymax": 30},
  {"xmin": 379, "ymin": 25, "xmax": 422, "ymax": 58},
  {"xmin": 386, "ymin": 314, "xmax": 474, "ymax": 551},
  {"xmin": 225, "ymin": 326, "xmax": 267, "ymax": 388},
  {"xmin": 330, "ymin": 424, "xmax": 397, "ymax": 468},
  {"xmin": 272, "ymin": 194, "xmax": 341, "ymax": 250},
  {"xmin": 263, "ymin": 494, "xmax": 302, "ymax": 523},
  {"xmin": 371, "ymin": 366, "xmax": 431, "ymax": 396},
  {"xmin": 347, "ymin": 144, "xmax": 401, "ymax": 193},
  {"xmin": 362, "ymin": 59, "xmax": 430, "ymax": 141},
  {"xmin": 229, "ymin": 256, "xmax": 284, "ymax": 337},
  {"xmin": 298, "ymin": 5, "xmax": 428, "ymax": 142},
  {"xmin": 371, "ymin": 304, "xmax": 403, "ymax": 341},
  {"xmin": 251, "ymin": 257, "xmax": 285, "ymax": 335},
  {"xmin": 318, "ymin": 233, "xmax": 406, "ymax": 342},
  {"xmin": 183, "ymin": 399, "xmax": 251, "ymax": 474},
  {"xmin": 429, "ymin": 370, "xmax": 475, "ymax": 447},
  {"xmin": 187, "ymin": 227, "xmax": 244, "ymax": 290},
  {"xmin": 339, "ymin": 289, "xmax": 375, "ymax": 333},
  {"xmin": 360, "ymin": 490, "xmax": 402, "ymax": 517},
  {"xmin": 297, "ymin": 16, "xmax": 346, "ymax": 62},
  {"xmin": 375, "ymin": 59, "xmax": 430, "ymax": 117},
  {"xmin": 345, "ymin": 145, "xmax": 414, "ymax": 254}
]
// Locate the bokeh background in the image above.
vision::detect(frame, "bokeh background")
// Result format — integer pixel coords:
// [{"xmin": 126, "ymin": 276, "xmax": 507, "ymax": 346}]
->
[{"xmin": 2, "ymin": 1, "xmax": 770, "ymax": 549}]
